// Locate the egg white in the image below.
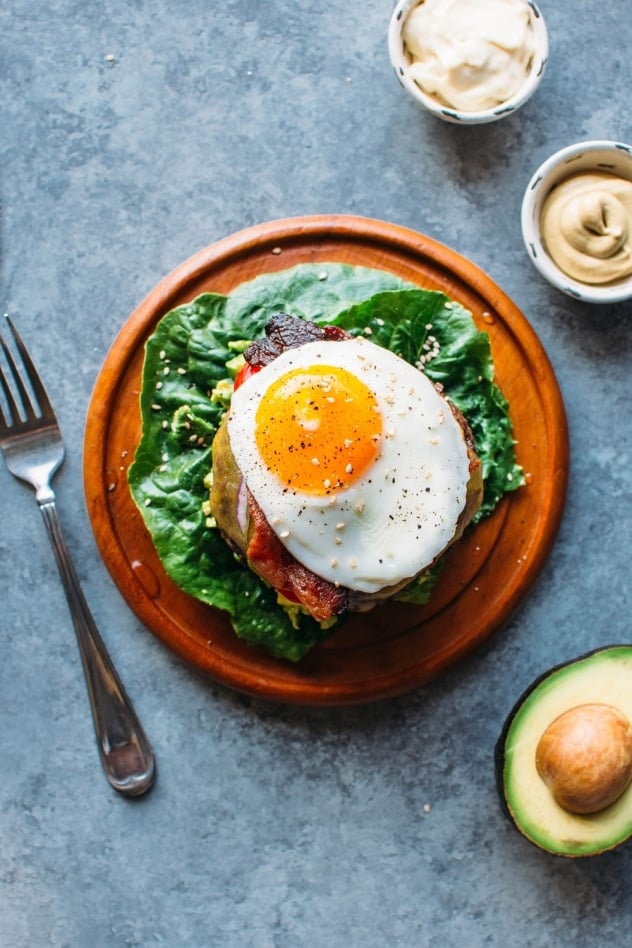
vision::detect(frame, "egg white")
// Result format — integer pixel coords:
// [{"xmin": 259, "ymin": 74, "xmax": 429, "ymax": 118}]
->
[{"xmin": 227, "ymin": 336, "xmax": 471, "ymax": 594}]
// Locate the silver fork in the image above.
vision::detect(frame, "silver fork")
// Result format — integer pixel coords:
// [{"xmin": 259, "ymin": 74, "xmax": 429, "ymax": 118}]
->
[{"xmin": 0, "ymin": 315, "xmax": 155, "ymax": 796}]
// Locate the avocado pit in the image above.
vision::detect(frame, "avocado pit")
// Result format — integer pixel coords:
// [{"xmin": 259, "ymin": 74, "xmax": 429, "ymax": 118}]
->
[{"xmin": 535, "ymin": 703, "xmax": 632, "ymax": 815}]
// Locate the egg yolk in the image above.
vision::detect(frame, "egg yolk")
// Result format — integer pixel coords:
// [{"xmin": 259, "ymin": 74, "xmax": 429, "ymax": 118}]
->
[{"xmin": 255, "ymin": 364, "xmax": 383, "ymax": 495}]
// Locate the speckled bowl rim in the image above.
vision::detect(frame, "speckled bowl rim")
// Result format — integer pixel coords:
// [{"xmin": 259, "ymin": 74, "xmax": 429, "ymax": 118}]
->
[
  {"xmin": 521, "ymin": 140, "xmax": 632, "ymax": 303},
  {"xmin": 388, "ymin": 0, "xmax": 548, "ymax": 125}
]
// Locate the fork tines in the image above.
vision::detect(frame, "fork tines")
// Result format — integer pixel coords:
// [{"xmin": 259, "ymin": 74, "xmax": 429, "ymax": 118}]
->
[{"xmin": 0, "ymin": 316, "xmax": 54, "ymax": 428}]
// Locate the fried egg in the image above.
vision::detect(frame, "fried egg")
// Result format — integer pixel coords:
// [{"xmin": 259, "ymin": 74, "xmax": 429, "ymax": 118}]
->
[{"xmin": 227, "ymin": 336, "xmax": 471, "ymax": 594}]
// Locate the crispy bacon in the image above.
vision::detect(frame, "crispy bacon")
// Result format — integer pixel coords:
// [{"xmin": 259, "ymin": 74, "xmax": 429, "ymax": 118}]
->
[
  {"xmin": 246, "ymin": 492, "xmax": 348, "ymax": 622},
  {"xmin": 244, "ymin": 312, "xmax": 350, "ymax": 369}
]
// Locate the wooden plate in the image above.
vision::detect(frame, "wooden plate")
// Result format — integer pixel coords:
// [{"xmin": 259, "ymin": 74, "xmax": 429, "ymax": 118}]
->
[{"xmin": 83, "ymin": 215, "xmax": 568, "ymax": 706}]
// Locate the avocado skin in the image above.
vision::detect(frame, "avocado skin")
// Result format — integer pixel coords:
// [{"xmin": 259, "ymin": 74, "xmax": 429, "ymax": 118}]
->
[{"xmin": 495, "ymin": 645, "xmax": 632, "ymax": 858}]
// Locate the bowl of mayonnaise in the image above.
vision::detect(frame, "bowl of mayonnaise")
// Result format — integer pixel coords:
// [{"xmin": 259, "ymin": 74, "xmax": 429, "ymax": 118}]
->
[
  {"xmin": 521, "ymin": 140, "xmax": 632, "ymax": 303},
  {"xmin": 388, "ymin": 0, "xmax": 548, "ymax": 124}
]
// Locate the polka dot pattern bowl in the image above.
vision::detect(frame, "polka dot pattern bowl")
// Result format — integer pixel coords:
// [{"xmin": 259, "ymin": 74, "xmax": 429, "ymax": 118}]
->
[
  {"xmin": 521, "ymin": 140, "xmax": 632, "ymax": 304},
  {"xmin": 388, "ymin": 0, "xmax": 548, "ymax": 125}
]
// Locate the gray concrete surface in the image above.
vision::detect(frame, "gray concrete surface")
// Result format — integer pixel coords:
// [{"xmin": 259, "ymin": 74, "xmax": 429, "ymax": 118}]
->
[{"xmin": 1, "ymin": 2, "xmax": 631, "ymax": 946}]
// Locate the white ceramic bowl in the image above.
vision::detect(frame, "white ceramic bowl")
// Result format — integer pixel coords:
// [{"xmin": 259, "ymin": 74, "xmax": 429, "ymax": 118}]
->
[
  {"xmin": 388, "ymin": 0, "xmax": 548, "ymax": 125},
  {"xmin": 521, "ymin": 140, "xmax": 632, "ymax": 303}
]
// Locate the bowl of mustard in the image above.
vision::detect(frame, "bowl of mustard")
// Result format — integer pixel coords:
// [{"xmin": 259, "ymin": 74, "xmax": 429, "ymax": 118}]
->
[{"xmin": 521, "ymin": 140, "xmax": 632, "ymax": 303}]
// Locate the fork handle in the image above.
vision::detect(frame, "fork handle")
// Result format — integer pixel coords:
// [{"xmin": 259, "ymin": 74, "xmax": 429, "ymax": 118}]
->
[{"xmin": 39, "ymin": 500, "xmax": 156, "ymax": 796}]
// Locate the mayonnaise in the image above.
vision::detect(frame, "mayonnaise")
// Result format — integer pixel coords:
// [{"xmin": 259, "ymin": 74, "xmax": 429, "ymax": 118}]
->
[
  {"xmin": 402, "ymin": 0, "xmax": 536, "ymax": 112},
  {"xmin": 540, "ymin": 173, "xmax": 632, "ymax": 285}
]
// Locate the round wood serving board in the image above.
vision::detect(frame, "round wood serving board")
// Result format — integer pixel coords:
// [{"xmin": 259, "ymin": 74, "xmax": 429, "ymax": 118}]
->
[{"xmin": 83, "ymin": 215, "xmax": 569, "ymax": 706}]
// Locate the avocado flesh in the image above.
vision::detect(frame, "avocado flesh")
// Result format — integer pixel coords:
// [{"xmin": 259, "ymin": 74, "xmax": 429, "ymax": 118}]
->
[{"xmin": 498, "ymin": 646, "xmax": 632, "ymax": 857}]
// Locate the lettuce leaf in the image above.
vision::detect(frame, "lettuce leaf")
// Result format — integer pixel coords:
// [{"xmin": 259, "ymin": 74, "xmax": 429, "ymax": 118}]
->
[{"xmin": 128, "ymin": 264, "xmax": 523, "ymax": 661}]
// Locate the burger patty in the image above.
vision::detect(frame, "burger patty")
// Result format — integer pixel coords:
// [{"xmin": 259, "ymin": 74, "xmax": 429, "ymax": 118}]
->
[{"xmin": 210, "ymin": 314, "xmax": 483, "ymax": 622}]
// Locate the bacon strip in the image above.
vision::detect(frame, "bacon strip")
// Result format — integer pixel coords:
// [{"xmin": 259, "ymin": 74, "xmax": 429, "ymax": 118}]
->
[
  {"xmin": 245, "ymin": 492, "xmax": 348, "ymax": 622},
  {"xmin": 245, "ymin": 312, "xmax": 349, "ymax": 369}
]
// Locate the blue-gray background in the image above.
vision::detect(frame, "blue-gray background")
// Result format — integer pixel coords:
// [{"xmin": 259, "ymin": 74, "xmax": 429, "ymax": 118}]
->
[{"xmin": 1, "ymin": 2, "xmax": 631, "ymax": 946}]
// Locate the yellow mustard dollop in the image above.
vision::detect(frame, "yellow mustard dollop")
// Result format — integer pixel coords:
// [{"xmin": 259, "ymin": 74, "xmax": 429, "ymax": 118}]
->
[
  {"xmin": 402, "ymin": 0, "xmax": 535, "ymax": 112},
  {"xmin": 540, "ymin": 172, "xmax": 632, "ymax": 285}
]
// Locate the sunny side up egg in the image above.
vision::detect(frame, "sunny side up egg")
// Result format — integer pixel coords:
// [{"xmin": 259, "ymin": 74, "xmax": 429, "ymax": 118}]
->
[{"xmin": 227, "ymin": 336, "xmax": 471, "ymax": 594}]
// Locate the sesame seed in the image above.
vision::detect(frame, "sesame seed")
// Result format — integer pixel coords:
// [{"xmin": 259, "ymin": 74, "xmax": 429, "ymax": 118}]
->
[
  {"xmin": 330, "ymin": 558, "xmax": 338, "ymax": 568},
  {"xmin": 345, "ymin": 464, "xmax": 353, "ymax": 474},
  {"xmin": 311, "ymin": 457, "xmax": 320, "ymax": 466},
  {"xmin": 271, "ymin": 246, "xmax": 282, "ymax": 255},
  {"xmin": 280, "ymin": 530, "xmax": 290, "ymax": 539}
]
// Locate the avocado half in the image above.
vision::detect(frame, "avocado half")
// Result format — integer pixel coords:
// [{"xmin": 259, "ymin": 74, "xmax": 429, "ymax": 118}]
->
[{"xmin": 495, "ymin": 645, "xmax": 632, "ymax": 857}]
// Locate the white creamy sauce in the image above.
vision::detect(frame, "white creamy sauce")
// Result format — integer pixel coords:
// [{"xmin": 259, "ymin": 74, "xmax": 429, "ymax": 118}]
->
[{"xmin": 402, "ymin": 0, "xmax": 535, "ymax": 112}]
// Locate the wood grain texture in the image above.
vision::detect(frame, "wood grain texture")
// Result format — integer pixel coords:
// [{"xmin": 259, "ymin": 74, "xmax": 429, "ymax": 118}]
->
[{"xmin": 83, "ymin": 215, "xmax": 569, "ymax": 706}]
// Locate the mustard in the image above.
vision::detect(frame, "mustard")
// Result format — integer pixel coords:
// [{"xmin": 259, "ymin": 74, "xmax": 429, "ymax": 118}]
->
[{"xmin": 540, "ymin": 173, "xmax": 632, "ymax": 285}]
